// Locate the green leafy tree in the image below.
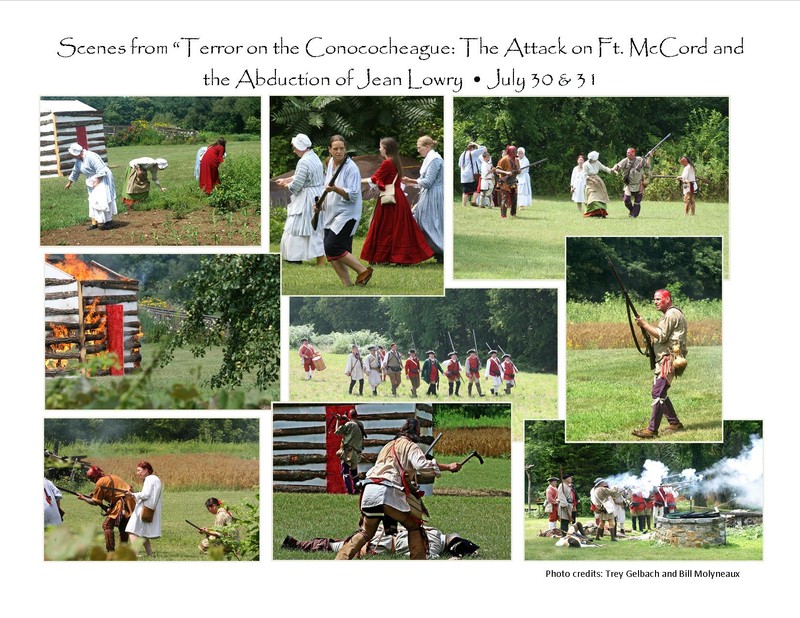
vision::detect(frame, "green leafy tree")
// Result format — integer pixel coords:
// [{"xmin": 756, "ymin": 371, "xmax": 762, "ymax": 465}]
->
[
  {"xmin": 270, "ymin": 96, "xmax": 443, "ymax": 174},
  {"xmin": 165, "ymin": 255, "xmax": 280, "ymax": 390}
]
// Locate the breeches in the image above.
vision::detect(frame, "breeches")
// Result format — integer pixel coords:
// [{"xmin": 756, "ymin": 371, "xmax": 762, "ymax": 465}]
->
[{"xmin": 335, "ymin": 505, "xmax": 426, "ymax": 560}]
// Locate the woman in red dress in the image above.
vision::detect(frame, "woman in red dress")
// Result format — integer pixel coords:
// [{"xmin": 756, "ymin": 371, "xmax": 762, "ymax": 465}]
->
[
  {"xmin": 360, "ymin": 137, "xmax": 434, "ymax": 265},
  {"xmin": 199, "ymin": 138, "xmax": 226, "ymax": 195}
]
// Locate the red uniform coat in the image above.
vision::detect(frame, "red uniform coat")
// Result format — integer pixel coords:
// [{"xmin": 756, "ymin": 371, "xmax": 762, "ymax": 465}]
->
[
  {"xmin": 299, "ymin": 343, "xmax": 316, "ymax": 372},
  {"xmin": 404, "ymin": 357, "xmax": 421, "ymax": 379},
  {"xmin": 501, "ymin": 360, "xmax": 518, "ymax": 381},
  {"xmin": 445, "ymin": 359, "xmax": 462, "ymax": 382},
  {"xmin": 487, "ymin": 357, "xmax": 502, "ymax": 377},
  {"xmin": 466, "ymin": 355, "xmax": 481, "ymax": 378},
  {"xmin": 360, "ymin": 159, "xmax": 434, "ymax": 265},
  {"xmin": 199, "ymin": 144, "xmax": 225, "ymax": 195}
]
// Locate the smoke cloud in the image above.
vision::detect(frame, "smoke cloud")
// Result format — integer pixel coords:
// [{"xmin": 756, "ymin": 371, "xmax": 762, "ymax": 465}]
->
[{"xmin": 604, "ymin": 435, "xmax": 763, "ymax": 508}]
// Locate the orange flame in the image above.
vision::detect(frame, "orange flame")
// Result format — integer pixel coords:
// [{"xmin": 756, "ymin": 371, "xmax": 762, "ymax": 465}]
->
[
  {"xmin": 49, "ymin": 255, "xmax": 113, "ymax": 281},
  {"xmin": 46, "ymin": 323, "xmax": 74, "ymax": 370}
]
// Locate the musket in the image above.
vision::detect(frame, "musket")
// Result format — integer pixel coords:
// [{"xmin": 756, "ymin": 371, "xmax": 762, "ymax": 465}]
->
[
  {"xmin": 311, "ymin": 153, "xmax": 350, "ymax": 231},
  {"xmin": 57, "ymin": 486, "xmax": 109, "ymax": 514},
  {"xmin": 606, "ymin": 256, "xmax": 656, "ymax": 370},
  {"xmin": 424, "ymin": 432, "xmax": 444, "ymax": 459},
  {"xmin": 185, "ymin": 519, "xmax": 219, "ymax": 536},
  {"xmin": 473, "ymin": 329, "xmax": 479, "ymax": 354},
  {"xmin": 496, "ymin": 157, "xmax": 548, "ymax": 175},
  {"xmin": 642, "ymin": 133, "xmax": 671, "ymax": 161},
  {"xmin": 411, "ymin": 333, "xmax": 417, "ymax": 352},
  {"xmin": 496, "ymin": 343, "xmax": 507, "ymax": 357},
  {"xmin": 447, "ymin": 331, "xmax": 456, "ymax": 354}
]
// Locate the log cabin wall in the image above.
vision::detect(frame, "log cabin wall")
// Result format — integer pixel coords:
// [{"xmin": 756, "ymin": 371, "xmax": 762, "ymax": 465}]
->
[
  {"xmin": 45, "ymin": 261, "xmax": 140, "ymax": 377},
  {"xmin": 40, "ymin": 99, "xmax": 107, "ymax": 178},
  {"xmin": 273, "ymin": 403, "xmax": 434, "ymax": 493}
]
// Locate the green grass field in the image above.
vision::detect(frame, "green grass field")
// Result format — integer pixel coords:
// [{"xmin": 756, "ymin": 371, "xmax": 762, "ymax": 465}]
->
[
  {"xmin": 40, "ymin": 142, "xmax": 261, "ymax": 244},
  {"xmin": 274, "ymin": 454, "xmax": 510, "ymax": 560},
  {"xmin": 566, "ymin": 347, "xmax": 722, "ymax": 442},
  {"xmin": 49, "ymin": 489, "xmax": 256, "ymax": 561},
  {"xmin": 277, "ymin": 237, "xmax": 444, "ymax": 296},
  {"xmin": 524, "ymin": 515, "xmax": 762, "ymax": 560},
  {"xmin": 290, "ymin": 351, "xmax": 557, "ymax": 440},
  {"xmin": 454, "ymin": 198, "xmax": 729, "ymax": 280},
  {"xmin": 46, "ymin": 345, "xmax": 278, "ymax": 409}
]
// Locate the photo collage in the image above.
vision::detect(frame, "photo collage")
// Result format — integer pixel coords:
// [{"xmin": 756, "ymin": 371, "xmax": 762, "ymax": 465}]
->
[{"xmin": 41, "ymin": 94, "xmax": 758, "ymax": 564}]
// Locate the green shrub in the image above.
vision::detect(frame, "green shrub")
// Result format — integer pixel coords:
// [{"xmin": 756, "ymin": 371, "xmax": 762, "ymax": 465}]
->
[
  {"xmin": 139, "ymin": 309, "xmax": 172, "ymax": 344},
  {"xmin": 207, "ymin": 153, "xmax": 261, "ymax": 213},
  {"xmin": 289, "ymin": 324, "xmax": 318, "ymax": 348}
]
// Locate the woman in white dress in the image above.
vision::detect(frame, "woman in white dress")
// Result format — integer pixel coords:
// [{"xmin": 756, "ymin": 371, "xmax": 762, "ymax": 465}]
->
[
  {"xmin": 64, "ymin": 143, "xmax": 117, "ymax": 230},
  {"xmin": 570, "ymin": 153, "xmax": 587, "ymax": 214},
  {"xmin": 516, "ymin": 147, "xmax": 532, "ymax": 208},
  {"xmin": 278, "ymin": 133, "xmax": 326, "ymax": 265},
  {"xmin": 125, "ymin": 461, "xmax": 163, "ymax": 557}
]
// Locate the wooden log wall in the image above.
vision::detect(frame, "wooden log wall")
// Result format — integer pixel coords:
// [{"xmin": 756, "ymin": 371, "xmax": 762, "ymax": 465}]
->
[
  {"xmin": 272, "ymin": 403, "xmax": 433, "ymax": 493},
  {"xmin": 44, "ymin": 261, "xmax": 141, "ymax": 376},
  {"xmin": 40, "ymin": 107, "xmax": 106, "ymax": 178}
]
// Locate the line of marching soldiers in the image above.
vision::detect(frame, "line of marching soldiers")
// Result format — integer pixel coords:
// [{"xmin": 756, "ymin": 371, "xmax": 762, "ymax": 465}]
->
[{"xmin": 300, "ymin": 339, "xmax": 519, "ymax": 398}]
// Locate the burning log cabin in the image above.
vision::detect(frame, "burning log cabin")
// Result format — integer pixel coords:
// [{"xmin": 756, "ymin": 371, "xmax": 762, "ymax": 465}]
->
[
  {"xmin": 273, "ymin": 403, "xmax": 433, "ymax": 494},
  {"xmin": 45, "ymin": 257, "xmax": 141, "ymax": 377}
]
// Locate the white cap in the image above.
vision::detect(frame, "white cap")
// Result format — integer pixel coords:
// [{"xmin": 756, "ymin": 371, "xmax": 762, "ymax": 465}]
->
[
  {"xmin": 155, "ymin": 158, "xmax": 168, "ymax": 170},
  {"xmin": 291, "ymin": 134, "xmax": 312, "ymax": 150},
  {"xmin": 588, "ymin": 151, "xmax": 599, "ymax": 161},
  {"xmin": 68, "ymin": 143, "xmax": 83, "ymax": 156}
]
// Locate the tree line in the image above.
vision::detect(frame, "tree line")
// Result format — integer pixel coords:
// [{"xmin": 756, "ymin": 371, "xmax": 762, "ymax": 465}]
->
[
  {"xmin": 454, "ymin": 97, "xmax": 729, "ymax": 200},
  {"xmin": 566, "ymin": 237, "xmax": 723, "ymax": 302},
  {"xmin": 291, "ymin": 289, "xmax": 557, "ymax": 373},
  {"xmin": 45, "ymin": 418, "xmax": 259, "ymax": 444},
  {"xmin": 49, "ymin": 96, "xmax": 261, "ymax": 135}
]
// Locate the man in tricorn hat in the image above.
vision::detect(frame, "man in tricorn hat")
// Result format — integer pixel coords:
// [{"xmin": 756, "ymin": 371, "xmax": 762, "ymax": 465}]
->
[
  {"xmin": 421, "ymin": 350, "xmax": 444, "ymax": 397},
  {"xmin": 485, "ymin": 350, "xmax": 502, "ymax": 395},
  {"xmin": 545, "ymin": 477, "xmax": 560, "ymax": 530},
  {"xmin": 590, "ymin": 478, "xmax": 621, "ymax": 541},
  {"xmin": 365, "ymin": 345, "xmax": 382, "ymax": 396},
  {"xmin": 381, "ymin": 342, "xmax": 404, "ymax": 397},
  {"xmin": 631, "ymin": 288, "xmax": 688, "ymax": 439},
  {"xmin": 557, "ymin": 473, "xmax": 577, "ymax": 532},
  {"xmin": 465, "ymin": 349, "xmax": 485, "ymax": 397},
  {"xmin": 298, "ymin": 337, "xmax": 317, "ymax": 381},
  {"xmin": 444, "ymin": 351, "xmax": 463, "ymax": 397},
  {"xmin": 404, "ymin": 349, "xmax": 421, "ymax": 397},
  {"xmin": 76, "ymin": 465, "xmax": 136, "ymax": 552},
  {"xmin": 500, "ymin": 353, "xmax": 518, "ymax": 395}
]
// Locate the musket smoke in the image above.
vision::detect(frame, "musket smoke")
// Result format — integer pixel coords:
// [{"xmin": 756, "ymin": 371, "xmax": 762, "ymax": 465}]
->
[{"xmin": 604, "ymin": 436, "xmax": 763, "ymax": 507}]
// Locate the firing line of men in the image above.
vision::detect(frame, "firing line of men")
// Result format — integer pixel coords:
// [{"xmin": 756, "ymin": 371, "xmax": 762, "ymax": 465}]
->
[
  {"xmin": 545, "ymin": 473, "xmax": 679, "ymax": 545},
  {"xmin": 300, "ymin": 338, "xmax": 519, "ymax": 398}
]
